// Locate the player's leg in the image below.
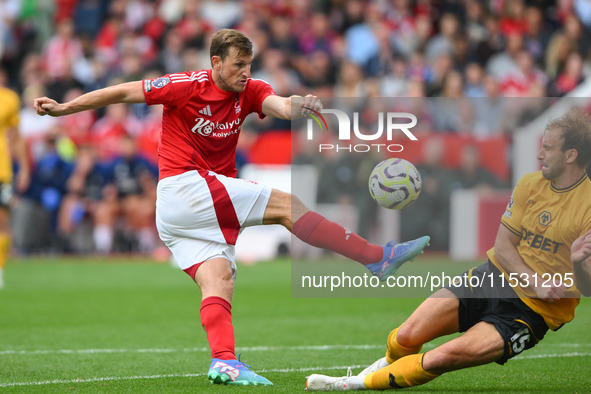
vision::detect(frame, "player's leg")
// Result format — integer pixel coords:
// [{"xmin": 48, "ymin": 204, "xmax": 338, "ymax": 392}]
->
[
  {"xmin": 155, "ymin": 172, "xmax": 272, "ymax": 385},
  {"xmin": 307, "ymin": 319, "xmax": 502, "ymax": 391},
  {"xmin": 363, "ymin": 321, "xmax": 503, "ymax": 390},
  {"xmin": 263, "ymin": 189, "xmax": 430, "ymax": 279},
  {"xmin": 388, "ymin": 288, "xmax": 460, "ymax": 361},
  {"xmin": 0, "ymin": 205, "xmax": 10, "ymax": 289},
  {"xmin": 194, "ymin": 257, "xmax": 272, "ymax": 385},
  {"xmin": 194, "ymin": 257, "xmax": 236, "ymax": 360},
  {"xmin": 307, "ymin": 289, "xmax": 460, "ymax": 391}
]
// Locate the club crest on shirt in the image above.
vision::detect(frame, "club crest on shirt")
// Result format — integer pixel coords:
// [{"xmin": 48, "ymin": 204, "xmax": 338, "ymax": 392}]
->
[
  {"xmin": 152, "ymin": 77, "xmax": 170, "ymax": 89},
  {"xmin": 539, "ymin": 211, "xmax": 552, "ymax": 226}
]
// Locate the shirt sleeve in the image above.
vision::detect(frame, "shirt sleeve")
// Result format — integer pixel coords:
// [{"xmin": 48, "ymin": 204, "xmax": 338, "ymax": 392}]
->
[
  {"xmin": 246, "ymin": 78, "xmax": 276, "ymax": 119},
  {"xmin": 500, "ymin": 174, "xmax": 529, "ymax": 237},
  {"xmin": 142, "ymin": 74, "xmax": 192, "ymax": 107}
]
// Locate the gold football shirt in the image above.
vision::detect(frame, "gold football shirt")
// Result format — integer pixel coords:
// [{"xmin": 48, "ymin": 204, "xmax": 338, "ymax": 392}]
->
[
  {"xmin": 488, "ymin": 171, "xmax": 591, "ymax": 330},
  {"xmin": 0, "ymin": 87, "xmax": 20, "ymax": 183}
]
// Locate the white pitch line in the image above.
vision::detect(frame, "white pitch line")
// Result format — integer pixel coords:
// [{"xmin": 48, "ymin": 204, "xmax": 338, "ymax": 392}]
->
[
  {"xmin": 1, "ymin": 352, "xmax": 590, "ymax": 388},
  {"xmin": 1, "ymin": 342, "xmax": 588, "ymax": 357},
  {"xmin": 515, "ymin": 351, "xmax": 591, "ymax": 360},
  {"xmin": 0, "ymin": 344, "xmax": 385, "ymax": 356},
  {"xmin": 0, "ymin": 365, "xmax": 363, "ymax": 388}
]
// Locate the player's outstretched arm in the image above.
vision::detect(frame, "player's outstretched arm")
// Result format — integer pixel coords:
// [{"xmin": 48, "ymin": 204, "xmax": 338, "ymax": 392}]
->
[
  {"xmin": 494, "ymin": 224, "xmax": 567, "ymax": 302},
  {"xmin": 262, "ymin": 94, "xmax": 321, "ymax": 120},
  {"xmin": 34, "ymin": 81, "xmax": 145, "ymax": 117},
  {"xmin": 571, "ymin": 229, "xmax": 591, "ymax": 296}
]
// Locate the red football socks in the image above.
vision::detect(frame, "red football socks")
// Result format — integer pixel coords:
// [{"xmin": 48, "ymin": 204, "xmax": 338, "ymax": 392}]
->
[
  {"xmin": 200, "ymin": 296, "xmax": 235, "ymax": 360},
  {"xmin": 292, "ymin": 211, "xmax": 383, "ymax": 265}
]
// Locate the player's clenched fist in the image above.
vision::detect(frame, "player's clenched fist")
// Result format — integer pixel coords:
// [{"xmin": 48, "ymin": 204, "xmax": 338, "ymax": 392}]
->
[
  {"xmin": 34, "ymin": 97, "xmax": 63, "ymax": 117},
  {"xmin": 300, "ymin": 94, "xmax": 322, "ymax": 115}
]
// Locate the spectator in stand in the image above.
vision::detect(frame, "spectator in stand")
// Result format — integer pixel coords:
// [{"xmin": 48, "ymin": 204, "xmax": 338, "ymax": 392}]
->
[
  {"xmin": 27, "ymin": 129, "xmax": 74, "ymax": 237},
  {"xmin": 299, "ymin": 12, "xmax": 338, "ymax": 56},
  {"xmin": 159, "ymin": 28, "xmax": 186, "ymax": 75},
  {"xmin": 451, "ymin": 144, "xmax": 505, "ymax": 191},
  {"xmin": 335, "ymin": 61, "xmax": 367, "ymax": 99},
  {"xmin": 545, "ymin": 32, "xmax": 575, "ymax": 80},
  {"xmin": 464, "ymin": 62, "xmax": 486, "ymax": 98},
  {"xmin": 390, "ymin": 6, "xmax": 433, "ymax": 59},
  {"xmin": 200, "ymin": 0, "xmax": 242, "ymax": 30},
  {"xmin": 563, "ymin": 13, "xmax": 588, "ymax": 61},
  {"xmin": 522, "ymin": 5, "xmax": 553, "ymax": 66},
  {"xmin": 500, "ymin": 50, "xmax": 547, "ymax": 96},
  {"xmin": 431, "ymin": 70, "xmax": 472, "ymax": 134},
  {"xmin": 73, "ymin": 0, "xmax": 110, "ymax": 38},
  {"xmin": 464, "ymin": 0, "xmax": 488, "ymax": 45},
  {"xmin": 471, "ymin": 75, "xmax": 507, "ymax": 140},
  {"xmin": 498, "ymin": 0, "xmax": 528, "ymax": 36},
  {"xmin": 486, "ymin": 32, "xmax": 524, "ymax": 82},
  {"xmin": 380, "ymin": 57, "xmax": 410, "ymax": 97},
  {"xmin": 93, "ymin": 135, "xmax": 158, "ymax": 254},
  {"xmin": 42, "ymin": 18, "xmax": 82, "ymax": 84},
  {"xmin": 425, "ymin": 12, "xmax": 459, "ymax": 65},
  {"xmin": 57, "ymin": 144, "xmax": 110, "ymax": 253},
  {"xmin": 548, "ymin": 51, "xmax": 587, "ymax": 97},
  {"xmin": 474, "ymin": 14, "xmax": 507, "ymax": 67},
  {"xmin": 424, "ymin": 52, "xmax": 454, "ymax": 96},
  {"xmin": 344, "ymin": 6, "xmax": 381, "ymax": 73},
  {"xmin": 90, "ymin": 101, "xmax": 142, "ymax": 160}
]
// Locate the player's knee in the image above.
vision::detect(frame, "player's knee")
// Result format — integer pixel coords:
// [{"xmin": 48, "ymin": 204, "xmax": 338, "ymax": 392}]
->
[
  {"xmin": 396, "ymin": 323, "xmax": 422, "ymax": 348},
  {"xmin": 199, "ymin": 274, "xmax": 234, "ymax": 299}
]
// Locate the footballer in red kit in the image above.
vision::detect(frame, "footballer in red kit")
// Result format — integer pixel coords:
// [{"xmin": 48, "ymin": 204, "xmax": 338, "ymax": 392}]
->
[
  {"xmin": 144, "ymin": 69, "xmax": 275, "ymax": 179},
  {"xmin": 34, "ymin": 29, "xmax": 430, "ymax": 387}
]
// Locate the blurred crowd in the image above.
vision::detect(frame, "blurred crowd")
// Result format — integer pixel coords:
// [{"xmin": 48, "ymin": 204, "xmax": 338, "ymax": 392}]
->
[{"xmin": 2, "ymin": 0, "xmax": 590, "ymax": 255}]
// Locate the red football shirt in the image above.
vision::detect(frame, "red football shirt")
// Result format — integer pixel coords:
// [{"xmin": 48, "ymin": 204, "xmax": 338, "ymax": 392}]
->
[{"xmin": 143, "ymin": 69, "xmax": 276, "ymax": 180}]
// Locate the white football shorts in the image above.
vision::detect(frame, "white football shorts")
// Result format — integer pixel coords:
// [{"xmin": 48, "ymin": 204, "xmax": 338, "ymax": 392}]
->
[{"xmin": 155, "ymin": 169, "xmax": 272, "ymax": 273}]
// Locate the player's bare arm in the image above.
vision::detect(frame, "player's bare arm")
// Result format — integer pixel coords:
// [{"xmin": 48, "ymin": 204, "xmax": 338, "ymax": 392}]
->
[
  {"xmin": 34, "ymin": 81, "xmax": 145, "ymax": 117},
  {"xmin": 494, "ymin": 224, "xmax": 566, "ymax": 302},
  {"xmin": 571, "ymin": 229, "xmax": 591, "ymax": 296},
  {"xmin": 262, "ymin": 94, "xmax": 321, "ymax": 120},
  {"xmin": 7, "ymin": 125, "xmax": 30, "ymax": 193}
]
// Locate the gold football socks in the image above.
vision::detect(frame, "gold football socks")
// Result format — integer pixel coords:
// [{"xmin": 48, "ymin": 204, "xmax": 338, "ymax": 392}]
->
[
  {"xmin": 386, "ymin": 327, "xmax": 423, "ymax": 363},
  {"xmin": 364, "ymin": 353, "xmax": 439, "ymax": 389}
]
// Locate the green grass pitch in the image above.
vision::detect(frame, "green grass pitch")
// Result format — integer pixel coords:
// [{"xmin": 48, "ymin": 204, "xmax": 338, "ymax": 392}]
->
[{"xmin": 0, "ymin": 257, "xmax": 590, "ymax": 392}]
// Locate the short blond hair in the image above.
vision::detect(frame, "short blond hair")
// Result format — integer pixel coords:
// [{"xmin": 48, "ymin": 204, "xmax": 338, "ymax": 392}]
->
[{"xmin": 546, "ymin": 107, "xmax": 591, "ymax": 168}]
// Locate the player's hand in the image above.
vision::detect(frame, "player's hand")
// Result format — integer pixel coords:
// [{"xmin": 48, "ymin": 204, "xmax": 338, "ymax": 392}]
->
[
  {"xmin": 532, "ymin": 283, "xmax": 568, "ymax": 303},
  {"xmin": 571, "ymin": 229, "xmax": 591, "ymax": 265},
  {"xmin": 34, "ymin": 97, "xmax": 63, "ymax": 117},
  {"xmin": 300, "ymin": 94, "xmax": 322, "ymax": 115}
]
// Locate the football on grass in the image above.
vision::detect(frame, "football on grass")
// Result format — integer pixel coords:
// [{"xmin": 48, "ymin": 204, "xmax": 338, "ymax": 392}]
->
[{"xmin": 368, "ymin": 158, "xmax": 422, "ymax": 209}]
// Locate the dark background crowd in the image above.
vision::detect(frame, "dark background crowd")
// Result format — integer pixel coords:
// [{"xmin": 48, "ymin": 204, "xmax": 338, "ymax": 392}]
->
[{"xmin": 2, "ymin": 0, "xmax": 589, "ymax": 256}]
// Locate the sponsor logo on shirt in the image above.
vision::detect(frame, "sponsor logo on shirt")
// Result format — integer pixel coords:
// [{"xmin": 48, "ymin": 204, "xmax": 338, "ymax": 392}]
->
[
  {"xmin": 152, "ymin": 77, "xmax": 171, "ymax": 89},
  {"xmin": 199, "ymin": 105, "xmax": 212, "ymax": 117},
  {"xmin": 522, "ymin": 228, "xmax": 563, "ymax": 253},
  {"xmin": 191, "ymin": 117, "xmax": 242, "ymax": 137}
]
